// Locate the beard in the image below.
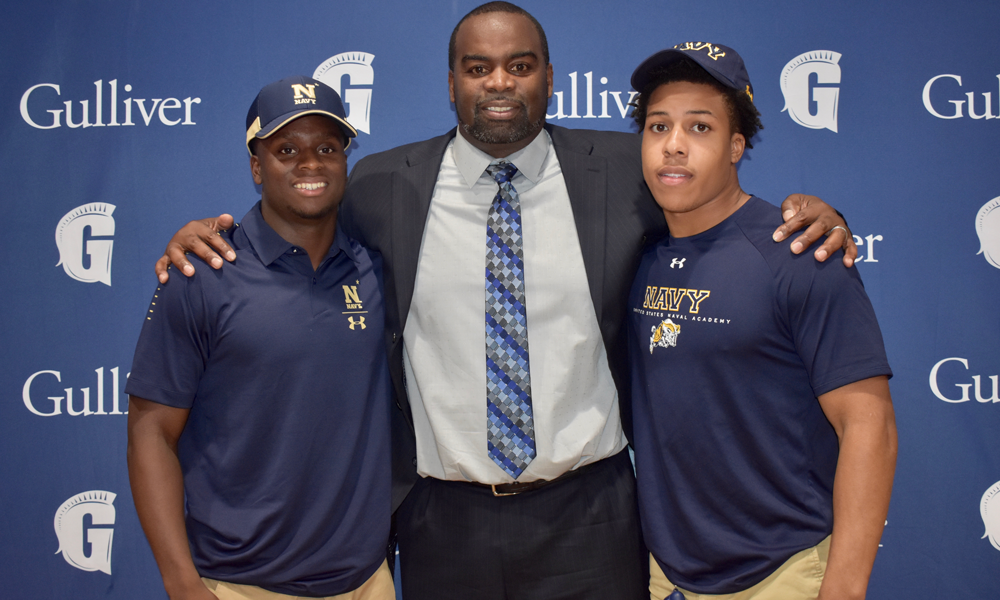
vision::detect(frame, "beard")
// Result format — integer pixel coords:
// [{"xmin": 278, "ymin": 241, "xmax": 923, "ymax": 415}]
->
[{"xmin": 460, "ymin": 97, "xmax": 545, "ymax": 145}]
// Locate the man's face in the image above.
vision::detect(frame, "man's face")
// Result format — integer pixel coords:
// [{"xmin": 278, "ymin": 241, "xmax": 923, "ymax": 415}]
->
[
  {"xmin": 250, "ymin": 115, "xmax": 347, "ymax": 226},
  {"xmin": 641, "ymin": 80, "xmax": 745, "ymax": 236},
  {"xmin": 449, "ymin": 12, "xmax": 553, "ymax": 158}
]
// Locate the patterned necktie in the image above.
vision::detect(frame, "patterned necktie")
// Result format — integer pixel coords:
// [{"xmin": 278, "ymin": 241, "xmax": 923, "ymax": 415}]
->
[{"xmin": 485, "ymin": 161, "xmax": 535, "ymax": 479}]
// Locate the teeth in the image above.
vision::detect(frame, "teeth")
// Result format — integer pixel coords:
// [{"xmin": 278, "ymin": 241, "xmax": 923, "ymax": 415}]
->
[
  {"xmin": 294, "ymin": 182, "xmax": 327, "ymax": 190},
  {"xmin": 485, "ymin": 106, "xmax": 513, "ymax": 112},
  {"xmin": 663, "ymin": 173, "xmax": 686, "ymax": 178}
]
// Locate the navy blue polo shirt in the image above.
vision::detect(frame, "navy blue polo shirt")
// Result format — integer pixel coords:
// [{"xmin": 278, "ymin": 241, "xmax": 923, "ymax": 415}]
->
[
  {"xmin": 628, "ymin": 197, "xmax": 891, "ymax": 594},
  {"xmin": 126, "ymin": 202, "xmax": 391, "ymax": 597}
]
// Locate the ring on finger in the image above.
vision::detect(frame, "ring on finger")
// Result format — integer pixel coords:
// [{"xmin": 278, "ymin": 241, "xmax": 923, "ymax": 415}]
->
[{"xmin": 828, "ymin": 225, "xmax": 848, "ymax": 237}]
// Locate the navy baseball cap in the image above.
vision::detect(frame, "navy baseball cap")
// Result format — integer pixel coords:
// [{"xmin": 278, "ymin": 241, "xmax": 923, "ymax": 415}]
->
[
  {"xmin": 245, "ymin": 75, "xmax": 357, "ymax": 154},
  {"xmin": 631, "ymin": 42, "xmax": 754, "ymax": 103}
]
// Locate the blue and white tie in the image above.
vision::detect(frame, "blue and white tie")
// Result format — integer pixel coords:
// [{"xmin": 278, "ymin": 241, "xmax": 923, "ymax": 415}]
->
[{"xmin": 485, "ymin": 161, "xmax": 535, "ymax": 479}]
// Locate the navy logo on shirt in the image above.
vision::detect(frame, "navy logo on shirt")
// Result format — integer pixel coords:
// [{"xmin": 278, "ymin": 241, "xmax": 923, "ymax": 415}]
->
[
  {"xmin": 643, "ymin": 286, "xmax": 711, "ymax": 313},
  {"xmin": 343, "ymin": 285, "xmax": 363, "ymax": 310},
  {"xmin": 343, "ymin": 283, "xmax": 369, "ymax": 329},
  {"xmin": 649, "ymin": 319, "xmax": 681, "ymax": 354}
]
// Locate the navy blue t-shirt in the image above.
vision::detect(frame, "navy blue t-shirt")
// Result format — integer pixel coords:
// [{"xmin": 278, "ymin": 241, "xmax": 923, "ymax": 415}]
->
[
  {"xmin": 126, "ymin": 203, "xmax": 391, "ymax": 597},
  {"xmin": 628, "ymin": 197, "xmax": 892, "ymax": 594}
]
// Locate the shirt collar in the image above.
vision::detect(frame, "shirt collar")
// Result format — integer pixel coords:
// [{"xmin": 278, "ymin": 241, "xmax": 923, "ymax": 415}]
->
[
  {"xmin": 238, "ymin": 201, "xmax": 358, "ymax": 267},
  {"xmin": 452, "ymin": 128, "xmax": 551, "ymax": 189}
]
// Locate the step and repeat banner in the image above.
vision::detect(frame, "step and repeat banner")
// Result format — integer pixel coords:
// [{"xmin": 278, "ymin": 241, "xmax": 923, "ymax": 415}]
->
[{"xmin": 2, "ymin": 1, "xmax": 998, "ymax": 597}]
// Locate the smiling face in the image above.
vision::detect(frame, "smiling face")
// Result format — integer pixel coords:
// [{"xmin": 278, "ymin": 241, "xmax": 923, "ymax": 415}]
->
[
  {"xmin": 448, "ymin": 12, "xmax": 553, "ymax": 158},
  {"xmin": 250, "ymin": 114, "xmax": 347, "ymax": 229},
  {"xmin": 641, "ymin": 80, "xmax": 747, "ymax": 237}
]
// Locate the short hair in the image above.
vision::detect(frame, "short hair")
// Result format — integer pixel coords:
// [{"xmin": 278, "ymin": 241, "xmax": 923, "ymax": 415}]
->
[
  {"xmin": 448, "ymin": 2, "xmax": 550, "ymax": 70},
  {"xmin": 631, "ymin": 58, "xmax": 763, "ymax": 149}
]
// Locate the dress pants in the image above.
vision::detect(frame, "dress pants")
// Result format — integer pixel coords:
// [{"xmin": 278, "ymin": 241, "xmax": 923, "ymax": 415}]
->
[{"xmin": 396, "ymin": 449, "xmax": 647, "ymax": 600}]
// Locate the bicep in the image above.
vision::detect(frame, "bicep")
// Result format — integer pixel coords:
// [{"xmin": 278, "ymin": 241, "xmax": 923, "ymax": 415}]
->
[
  {"xmin": 817, "ymin": 376, "xmax": 894, "ymax": 438},
  {"xmin": 127, "ymin": 396, "xmax": 190, "ymax": 449}
]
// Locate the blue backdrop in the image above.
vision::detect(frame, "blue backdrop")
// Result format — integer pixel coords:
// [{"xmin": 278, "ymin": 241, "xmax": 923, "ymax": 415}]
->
[{"xmin": 3, "ymin": 1, "xmax": 999, "ymax": 597}]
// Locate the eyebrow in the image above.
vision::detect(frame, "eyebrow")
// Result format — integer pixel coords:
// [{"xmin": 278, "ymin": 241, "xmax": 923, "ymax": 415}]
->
[
  {"xmin": 646, "ymin": 109, "xmax": 717, "ymax": 118},
  {"xmin": 461, "ymin": 50, "xmax": 538, "ymax": 63}
]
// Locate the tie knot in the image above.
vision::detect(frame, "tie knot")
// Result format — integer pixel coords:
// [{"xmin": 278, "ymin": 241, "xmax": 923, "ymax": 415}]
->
[{"xmin": 486, "ymin": 161, "xmax": 518, "ymax": 184}]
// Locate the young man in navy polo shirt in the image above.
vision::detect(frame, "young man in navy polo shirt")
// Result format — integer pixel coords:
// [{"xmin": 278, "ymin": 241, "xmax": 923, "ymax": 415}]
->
[
  {"xmin": 627, "ymin": 44, "xmax": 898, "ymax": 600},
  {"xmin": 126, "ymin": 76, "xmax": 393, "ymax": 600}
]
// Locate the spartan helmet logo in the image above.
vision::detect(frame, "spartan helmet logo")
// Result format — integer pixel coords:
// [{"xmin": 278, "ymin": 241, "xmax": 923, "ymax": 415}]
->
[
  {"xmin": 54, "ymin": 490, "xmax": 116, "ymax": 574},
  {"xmin": 981, "ymin": 480, "xmax": 1000, "ymax": 551},
  {"xmin": 55, "ymin": 203, "xmax": 116, "ymax": 286},
  {"xmin": 780, "ymin": 50, "xmax": 842, "ymax": 133},
  {"xmin": 649, "ymin": 319, "xmax": 681, "ymax": 354},
  {"xmin": 314, "ymin": 52, "xmax": 374, "ymax": 134},
  {"xmin": 975, "ymin": 196, "xmax": 1000, "ymax": 269}
]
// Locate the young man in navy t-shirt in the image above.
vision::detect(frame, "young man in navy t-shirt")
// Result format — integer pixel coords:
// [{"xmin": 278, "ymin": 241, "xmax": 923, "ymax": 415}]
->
[
  {"xmin": 627, "ymin": 43, "xmax": 897, "ymax": 600},
  {"xmin": 126, "ymin": 77, "xmax": 394, "ymax": 600}
]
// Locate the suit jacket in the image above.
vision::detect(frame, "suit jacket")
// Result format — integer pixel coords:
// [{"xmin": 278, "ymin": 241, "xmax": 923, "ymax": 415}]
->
[{"xmin": 340, "ymin": 124, "xmax": 666, "ymax": 511}]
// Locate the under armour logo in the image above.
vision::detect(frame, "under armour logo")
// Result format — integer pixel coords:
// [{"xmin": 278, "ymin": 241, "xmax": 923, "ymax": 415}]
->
[
  {"xmin": 670, "ymin": 258, "xmax": 686, "ymax": 269},
  {"xmin": 348, "ymin": 316, "xmax": 366, "ymax": 330}
]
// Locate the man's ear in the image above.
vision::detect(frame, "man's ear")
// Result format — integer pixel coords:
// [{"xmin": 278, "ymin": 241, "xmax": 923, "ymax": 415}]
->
[
  {"xmin": 546, "ymin": 62, "xmax": 554, "ymax": 98},
  {"xmin": 730, "ymin": 133, "xmax": 746, "ymax": 164},
  {"xmin": 448, "ymin": 70, "xmax": 456, "ymax": 104},
  {"xmin": 250, "ymin": 154, "xmax": 263, "ymax": 185}
]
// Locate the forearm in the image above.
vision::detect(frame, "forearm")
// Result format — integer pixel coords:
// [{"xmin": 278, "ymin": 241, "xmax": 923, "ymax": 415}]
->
[
  {"xmin": 818, "ymin": 409, "xmax": 898, "ymax": 600},
  {"xmin": 127, "ymin": 401, "xmax": 210, "ymax": 598}
]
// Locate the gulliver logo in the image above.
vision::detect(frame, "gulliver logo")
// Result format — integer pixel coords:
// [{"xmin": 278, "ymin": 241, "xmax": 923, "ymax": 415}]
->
[
  {"xmin": 55, "ymin": 203, "xmax": 116, "ymax": 286},
  {"xmin": 54, "ymin": 491, "xmax": 116, "ymax": 574},
  {"xmin": 21, "ymin": 80, "xmax": 200, "ymax": 129},
  {"xmin": 314, "ymin": 52, "xmax": 374, "ymax": 134},
  {"xmin": 981, "ymin": 480, "xmax": 1000, "ymax": 551},
  {"xmin": 975, "ymin": 195, "xmax": 1000, "ymax": 269},
  {"xmin": 780, "ymin": 50, "xmax": 842, "ymax": 133},
  {"xmin": 649, "ymin": 319, "xmax": 681, "ymax": 354}
]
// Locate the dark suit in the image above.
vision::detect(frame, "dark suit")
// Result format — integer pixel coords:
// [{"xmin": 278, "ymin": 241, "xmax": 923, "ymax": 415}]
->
[{"xmin": 340, "ymin": 124, "xmax": 666, "ymax": 598}]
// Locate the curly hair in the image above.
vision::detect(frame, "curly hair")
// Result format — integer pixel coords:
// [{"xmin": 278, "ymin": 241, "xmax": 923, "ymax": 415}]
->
[{"xmin": 631, "ymin": 58, "xmax": 763, "ymax": 149}]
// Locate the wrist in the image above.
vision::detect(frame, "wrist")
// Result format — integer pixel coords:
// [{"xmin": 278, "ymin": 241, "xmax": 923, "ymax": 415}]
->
[{"xmin": 163, "ymin": 572, "xmax": 207, "ymax": 599}]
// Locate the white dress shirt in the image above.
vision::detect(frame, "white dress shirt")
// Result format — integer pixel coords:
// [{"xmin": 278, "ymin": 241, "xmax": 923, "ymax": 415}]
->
[{"xmin": 403, "ymin": 129, "xmax": 626, "ymax": 484}]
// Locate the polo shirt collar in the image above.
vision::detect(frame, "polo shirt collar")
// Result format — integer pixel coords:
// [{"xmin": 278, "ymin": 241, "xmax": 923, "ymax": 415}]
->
[
  {"xmin": 239, "ymin": 201, "xmax": 357, "ymax": 267},
  {"xmin": 453, "ymin": 128, "xmax": 551, "ymax": 189}
]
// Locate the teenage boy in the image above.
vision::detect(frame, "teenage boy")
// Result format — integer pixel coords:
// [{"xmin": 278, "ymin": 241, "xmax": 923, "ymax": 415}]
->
[
  {"xmin": 628, "ymin": 43, "xmax": 897, "ymax": 600},
  {"xmin": 126, "ymin": 76, "xmax": 394, "ymax": 600}
]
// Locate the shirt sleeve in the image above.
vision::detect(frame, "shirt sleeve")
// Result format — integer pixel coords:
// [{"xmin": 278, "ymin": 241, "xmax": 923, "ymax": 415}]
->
[
  {"xmin": 124, "ymin": 270, "xmax": 214, "ymax": 408},
  {"xmin": 776, "ymin": 255, "xmax": 893, "ymax": 397}
]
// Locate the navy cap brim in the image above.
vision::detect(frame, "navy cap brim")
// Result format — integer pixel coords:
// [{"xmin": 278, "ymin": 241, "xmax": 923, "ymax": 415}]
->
[{"xmin": 245, "ymin": 110, "xmax": 358, "ymax": 154}]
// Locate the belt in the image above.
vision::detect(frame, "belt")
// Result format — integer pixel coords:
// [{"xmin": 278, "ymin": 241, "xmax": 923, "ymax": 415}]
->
[{"xmin": 462, "ymin": 454, "xmax": 609, "ymax": 497}]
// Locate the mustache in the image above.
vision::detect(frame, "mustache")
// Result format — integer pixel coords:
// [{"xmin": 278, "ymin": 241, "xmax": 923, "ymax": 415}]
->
[{"xmin": 475, "ymin": 96, "xmax": 526, "ymax": 109}]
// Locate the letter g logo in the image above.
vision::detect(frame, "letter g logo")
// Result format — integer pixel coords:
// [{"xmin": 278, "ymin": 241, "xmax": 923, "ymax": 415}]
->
[
  {"xmin": 314, "ymin": 52, "xmax": 375, "ymax": 135},
  {"xmin": 780, "ymin": 50, "xmax": 842, "ymax": 133},
  {"xmin": 54, "ymin": 491, "xmax": 116, "ymax": 575}
]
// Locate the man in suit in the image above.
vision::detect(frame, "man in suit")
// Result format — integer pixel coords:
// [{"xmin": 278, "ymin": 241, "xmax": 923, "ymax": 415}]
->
[{"xmin": 156, "ymin": 3, "xmax": 854, "ymax": 599}]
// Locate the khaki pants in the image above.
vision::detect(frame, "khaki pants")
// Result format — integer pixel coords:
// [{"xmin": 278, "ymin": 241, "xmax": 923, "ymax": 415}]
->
[
  {"xmin": 650, "ymin": 536, "xmax": 831, "ymax": 600},
  {"xmin": 202, "ymin": 559, "xmax": 395, "ymax": 600}
]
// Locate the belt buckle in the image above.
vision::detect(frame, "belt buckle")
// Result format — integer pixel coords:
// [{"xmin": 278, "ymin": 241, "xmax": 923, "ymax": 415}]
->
[{"xmin": 491, "ymin": 484, "xmax": 518, "ymax": 497}]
